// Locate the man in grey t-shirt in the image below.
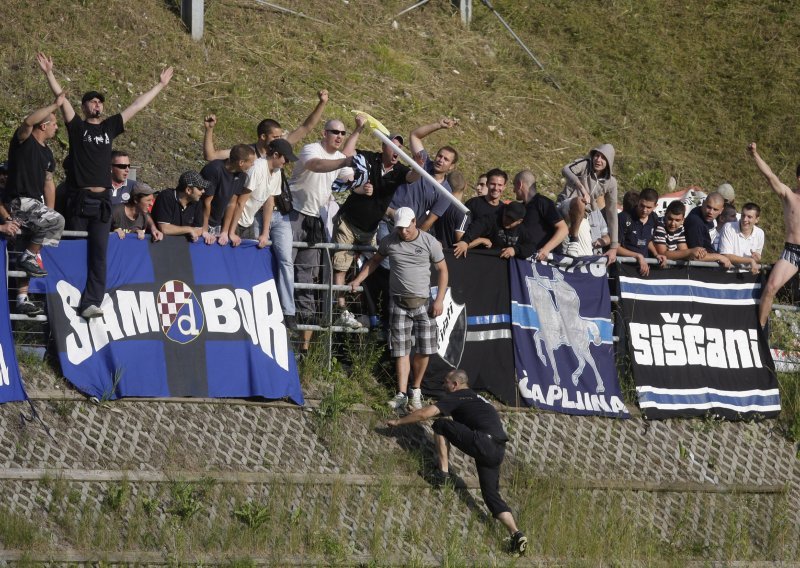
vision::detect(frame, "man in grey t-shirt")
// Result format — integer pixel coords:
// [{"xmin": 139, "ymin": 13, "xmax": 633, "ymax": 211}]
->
[{"xmin": 350, "ymin": 207, "xmax": 448, "ymax": 411}]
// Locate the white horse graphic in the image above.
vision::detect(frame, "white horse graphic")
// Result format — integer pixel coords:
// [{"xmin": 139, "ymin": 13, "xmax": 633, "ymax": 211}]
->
[{"xmin": 525, "ymin": 264, "xmax": 605, "ymax": 393}]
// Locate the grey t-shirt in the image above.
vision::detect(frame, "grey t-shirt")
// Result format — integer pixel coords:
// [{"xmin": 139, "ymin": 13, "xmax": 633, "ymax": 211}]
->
[{"xmin": 378, "ymin": 229, "xmax": 444, "ymax": 298}]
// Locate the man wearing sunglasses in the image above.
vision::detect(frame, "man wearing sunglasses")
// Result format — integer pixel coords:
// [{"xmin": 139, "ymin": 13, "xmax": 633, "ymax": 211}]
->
[
  {"xmin": 37, "ymin": 51, "xmax": 173, "ymax": 319},
  {"xmin": 109, "ymin": 150, "xmax": 135, "ymax": 206},
  {"xmin": 289, "ymin": 119, "xmax": 356, "ymax": 353}
]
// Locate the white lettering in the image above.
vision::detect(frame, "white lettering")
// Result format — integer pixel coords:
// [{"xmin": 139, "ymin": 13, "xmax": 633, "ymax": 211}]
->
[
  {"xmin": 58, "ymin": 280, "xmax": 93, "ymax": 365},
  {"xmin": 202, "ymin": 289, "xmax": 239, "ymax": 333},
  {"xmin": 117, "ymin": 291, "xmax": 158, "ymax": 335},
  {"xmin": 253, "ymin": 280, "xmax": 289, "ymax": 371}
]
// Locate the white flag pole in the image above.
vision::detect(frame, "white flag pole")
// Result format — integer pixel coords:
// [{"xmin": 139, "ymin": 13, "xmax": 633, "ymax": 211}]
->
[{"xmin": 353, "ymin": 110, "xmax": 469, "ymax": 215}]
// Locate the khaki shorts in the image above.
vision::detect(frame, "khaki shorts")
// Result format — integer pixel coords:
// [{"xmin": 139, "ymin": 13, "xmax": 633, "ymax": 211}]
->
[{"xmin": 332, "ymin": 216, "xmax": 377, "ymax": 272}]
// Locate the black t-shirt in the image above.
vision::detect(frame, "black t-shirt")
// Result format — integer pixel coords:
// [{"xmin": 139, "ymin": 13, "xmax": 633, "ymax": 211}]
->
[
  {"xmin": 522, "ymin": 194, "xmax": 563, "ymax": 251},
  {"xmin": 462, "ymin": 203, "xmax": 536, "ymax": 258},
  {"xmin": 432, "ymin": 202, "xmax": 469, "ymax": 247},
  {"xmin": 65, "ymin": 114, "xmax": 125, "ymax": 188},
  {"xmin": 201, "ymin": 159, "xmax": 247, "ymax": 228},
  {"xmin": 5, "ymin": 132, "xmax": 55, "ymax": 202},
  {"xmin": 435, "ymin": 388, "xmax": 508, "ymax": 441},
  {"xmin": 684, "ymin": 207, "xmax": 715, "ymax": 252},
  {"xmin": 152, "ymin": 189, "xmax": 202, "ymax": 228},
  {"xmin": 465, "ymin": 196, "xmax": 502, "ymax": 225},
  {"xmin": 339, "ymin": 150, "xmax": 410, "ymax": 233}
]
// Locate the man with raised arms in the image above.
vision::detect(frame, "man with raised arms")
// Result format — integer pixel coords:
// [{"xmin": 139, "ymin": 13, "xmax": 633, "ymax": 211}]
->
[
  {"xmin": 37, "ymin": 52, "xmax": 173, "ymax": 319},
  {"xmin": 747, "ymin": 142, "xmax": 800, "ymax": 329}
]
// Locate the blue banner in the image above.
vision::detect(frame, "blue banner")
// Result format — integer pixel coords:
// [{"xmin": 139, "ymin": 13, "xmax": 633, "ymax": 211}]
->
[
  {"xmin": 31, "ymin": 236, "xmax": 302, "ymax": 404},
  {"xmin": 510, "ymin": 256, "xmax": 628, "ymax": 417},
  {"xmin": 0, "ymin": 240, "xmax": 27, "ymax": 403}
]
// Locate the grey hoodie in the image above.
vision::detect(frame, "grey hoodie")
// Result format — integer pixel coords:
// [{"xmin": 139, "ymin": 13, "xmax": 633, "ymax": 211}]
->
[{"xmin": 558, "ymin": 143, "xmax": 619, "ymax": 246}]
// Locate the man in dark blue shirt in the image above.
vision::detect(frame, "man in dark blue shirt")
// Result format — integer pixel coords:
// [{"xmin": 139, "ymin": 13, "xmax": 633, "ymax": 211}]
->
[{"xmin": 616, "ymin": 187, "xmax": 663, "ymax": 276}]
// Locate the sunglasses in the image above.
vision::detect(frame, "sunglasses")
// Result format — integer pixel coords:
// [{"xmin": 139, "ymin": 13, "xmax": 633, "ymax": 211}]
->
[
  {"xmin": 326, "ymin": 129, "xmax": 346, "ymax": 136},
  {"xmin": 112, "ymin": 164, "xmax": 131, "ymax": 169}
]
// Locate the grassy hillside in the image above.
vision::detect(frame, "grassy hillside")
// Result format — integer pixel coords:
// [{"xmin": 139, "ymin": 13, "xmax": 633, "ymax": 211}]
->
[{"xmin": 1, "ymin": 0, "xmax": 799, "ymax": 257}]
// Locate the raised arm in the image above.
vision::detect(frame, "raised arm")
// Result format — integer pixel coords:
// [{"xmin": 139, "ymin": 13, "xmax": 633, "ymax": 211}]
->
[
  {"xmin": 285, "ymin": 89, "xmax": 328, "ymax": 146},
  {"xmin": 36, "ymin": 52, "xmax": 75, "ymax": 123},
  {"xmin": 203, "ymin": 115, "xmax": 231, "ymax": 161},
  {"xmin": 304, "ymin": 154, "xmax": 353, "ymax": 173},
  {"xmin": 16, "ymin": 92, "xmax": 66, "ymax": 143},
  {"xmin": 120, "ymin": 66, "xmax": 173, "ymax": 124},
  {"xmin": 341, "ymin": 114, "xmax": 367, "ymax": 157},
  {"xmin": 409, "ymin": 118, "xmax": 458, "ymax": 156},
  {"xmin": 747, "ymin": 142, "xmax": 792, "ymax": 199}
]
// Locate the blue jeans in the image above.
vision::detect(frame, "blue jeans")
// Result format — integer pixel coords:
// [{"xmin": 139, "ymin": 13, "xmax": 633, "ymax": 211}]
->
[{"xmin": 269, "ymin": 210, "xmax": 296, "ymax": 317}]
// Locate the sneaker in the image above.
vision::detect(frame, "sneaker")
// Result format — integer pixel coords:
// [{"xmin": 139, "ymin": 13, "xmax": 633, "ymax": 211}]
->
[
  {"xmin": 80, "ymin": 305, "xmax": 104, "ymax": 319},
  {"xmin": 432, "ymin": 469, "xmax": 456, "ymax": 489},
  {"xmin": 410, "ymin": 388, "xmax": 423, "ymax": 410},
  {"xmin": 336, "ymin": 309, "xmax": 363, "ymax": 329},
  {"xmin": 387, "ymin": 392, "xmax": 408, "ymax": 410},
  {"xmin": 284, "ymin": 315, "xmax": 298, "ymax": 330},
  {"xmin": 564, "ymin": 239, "xmax": 581, "ymax": 257},
  {"xmin": 508, "ymin": 531, "xmax": 528, "ymax": 555},
  {"xmin": 17, "ymin": 300, "xmax": 43, "ymax": 316},
  {"xmin": 18, "ymin": 256, "xmax": 46, "ymax": 277}
]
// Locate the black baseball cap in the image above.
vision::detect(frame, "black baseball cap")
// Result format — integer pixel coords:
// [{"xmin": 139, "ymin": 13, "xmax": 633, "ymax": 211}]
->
[
  {"xmin": 503, "ymin": 201, "xmax": 526, "ymax": 222},
  {"xmin": 267, "ymin": 138, "xmax": 298, "ymax": 162},
  {"xmin": 81, "ymin": 91, "xmax": 105, "ymax": 104},
  {"xmin": 0, "ymin": 162, "xmax": 8, "ymax": 173}
]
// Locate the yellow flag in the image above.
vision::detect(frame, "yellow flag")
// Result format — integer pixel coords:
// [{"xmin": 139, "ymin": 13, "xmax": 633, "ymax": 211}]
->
[{"xmin": 351, "ymin": 110, "xmax": 390, "ymax": 136}]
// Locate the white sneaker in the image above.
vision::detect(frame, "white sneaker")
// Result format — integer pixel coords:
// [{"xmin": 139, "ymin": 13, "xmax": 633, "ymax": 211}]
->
[
  {"xmin": 80, "ymin": 305, "xmax": 104, "ymax": 319},
  {"xmin": 564, "ymin": 239, "xmax": 581, "ymax": 257},
  {"xmin": 388, "ymin": 392, "xmax": 408, "ymax": 410},
  {"xmin": 410, "ymin": 388, "xmax": 423, "ymax": 410},
  {"xmin": 336, "ymin": 309, "xmax": 363, "ymax": 329}
]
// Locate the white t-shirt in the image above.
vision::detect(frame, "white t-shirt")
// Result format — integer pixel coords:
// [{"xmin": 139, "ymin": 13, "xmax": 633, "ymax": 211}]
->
[
  {"xmin": 289, "ymin": 141, "xmax": 344, "ymax": 217},
  {"xmin": 239, "ymin": 158, "xmax": 281, "ymax": 228},
  {"xmin": 718, "ymin": 221, "xmax": 764, "ymax": 257}
]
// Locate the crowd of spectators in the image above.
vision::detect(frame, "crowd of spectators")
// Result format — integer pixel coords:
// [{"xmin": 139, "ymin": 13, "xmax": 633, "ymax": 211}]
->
[{"xmin": 1, "ymin": 53, "xmax": 789, "ymax": 376}]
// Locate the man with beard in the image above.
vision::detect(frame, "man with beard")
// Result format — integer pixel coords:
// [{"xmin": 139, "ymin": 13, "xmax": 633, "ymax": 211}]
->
[{"xmin": 37, "ymin": 52, "xmax": 173, "ymax": 319}]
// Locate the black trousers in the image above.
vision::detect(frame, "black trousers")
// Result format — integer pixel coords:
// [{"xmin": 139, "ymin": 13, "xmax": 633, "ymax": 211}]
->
[
  {"xmin": 66, "ymin": 189, "xmax": 112, "ymax": 311},
  {"xmin": 432, "ymin": 418, "xmax": 511, "ymax": 517}
]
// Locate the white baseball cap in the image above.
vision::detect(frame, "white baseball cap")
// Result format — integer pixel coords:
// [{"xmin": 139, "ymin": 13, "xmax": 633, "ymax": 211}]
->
[{"xmin": 394, "ymin": 207, "xmax": 416, "ymax": 228}]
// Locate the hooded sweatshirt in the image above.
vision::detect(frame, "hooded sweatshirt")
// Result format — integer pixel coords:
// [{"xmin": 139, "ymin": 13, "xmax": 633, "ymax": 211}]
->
[{"xmin": 558, "ymin": 143, "xmax": 619, "ymax": 247}]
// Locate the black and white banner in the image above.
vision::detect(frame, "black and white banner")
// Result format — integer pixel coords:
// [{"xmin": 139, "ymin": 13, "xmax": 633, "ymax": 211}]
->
[
  {"xmin": 618, "ymin": 264, "xmax": 779, "ymax": 419},
  {"xmin": 422, "ymin": 250, "xmax": 517, "ymax": 405}
]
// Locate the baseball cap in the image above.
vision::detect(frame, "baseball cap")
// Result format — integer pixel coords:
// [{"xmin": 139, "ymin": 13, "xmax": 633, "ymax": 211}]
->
[
  {"xmin": 716, "ymin": 183, "xmax": 735, "ymax": 203},
  {"xmin": 388, "ymin": 133, "xmax": 404, "ymax": 146},
  {"xmin": 177, "ymin": 171, "xmax": 210, "ymax": 191},
  {"xmin": 503, "ymin": 201, "xmax": 526, "ymax": 222},
  {"xmin": 81, "ymin": 90, "xmax": 105, "ymax": 104},
  {"xmin": 394, "ymin": 207, "xmax": 416, "ymax": 228},
  {"xmin": 132, "ymin": 182, "xmax": 155, "ymax": 196},
  {"xmin": 0, "ymin": 162, "xmax": 8, "ymax": 173},
  {"xmin": 267, "ymin": 138, "xmax": 298, "ymax": 162}
]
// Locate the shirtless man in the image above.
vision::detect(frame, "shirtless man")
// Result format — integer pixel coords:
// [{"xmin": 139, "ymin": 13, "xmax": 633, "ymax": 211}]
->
[{"xmin": 747, "ymin": 142, "xmax": 800, "ymax": 328}]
